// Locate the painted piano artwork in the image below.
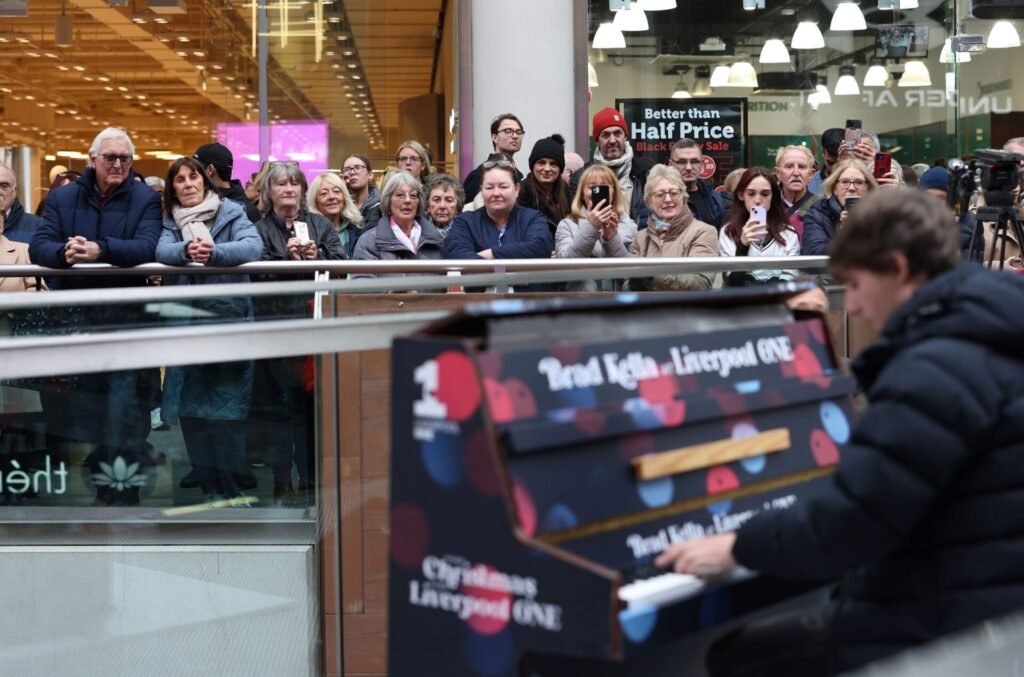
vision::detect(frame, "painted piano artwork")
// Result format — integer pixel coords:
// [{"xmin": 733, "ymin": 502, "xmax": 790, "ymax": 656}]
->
[{"xmin": 388, "ymin": 285, "xmax": 854, "ymax": 676}]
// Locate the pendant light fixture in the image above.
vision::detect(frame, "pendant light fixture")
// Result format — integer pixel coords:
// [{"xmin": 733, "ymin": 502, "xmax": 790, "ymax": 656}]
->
[
  {"xmin": 830, "ymin": 3, "xmax": 866, "ymax": 31},
  {"xmin": 834, "ymin": 66, "xmax": 860, "ymax": 95},
  {"xmin": 814, "ymin": 83, "xmax": 832, "ymax": 104},
  {"xmin": 987, "ymin": 21, "xmax": 1021, "ymax": 49},
  {"xmin": 863, "ymin": 64, "xmax": 889, "ymax": 87},
  {"xmin": 724, "ymin": 61, "xmax": 758, "ymax": 88},
  {"xmin": 710, "ymin": 65, "xmax": 731, "ymax": 87},
  {"xmin": 672, "ymin": 79, "xmax": 692, "ymax": 98},
  {"xmin": 693, "ymin": 66, "xmax": 712, "ymax": 96},
  {"xmin": 898, "ymin": 60, "xmax": 931, "ymax": 87},
  {"xmin": 759, "ymin": 38, "xmax": 791, "ymax": 64},
  {"xmin": 791, "ymin": 21, "xmax": 825, "ymax": 49},
  {"xmin": 592, "ymin": 22, "xmax": 626, "ymax": 50},
  {"xmin": 613, "ymin": 5, "xmax": 648, "ymax": 31}
]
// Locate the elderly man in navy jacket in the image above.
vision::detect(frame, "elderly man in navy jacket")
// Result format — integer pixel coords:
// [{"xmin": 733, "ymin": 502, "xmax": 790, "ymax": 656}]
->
[
  {"xmin": 31, "ymin": 127, "xmax": 161, "ymax": 289},
  {"xmin": 29, "ymin": 127, "xmax": 162, "ymax": 506},
  {"xmin": 658, "ymin": 190, "xmax": 1024, "ymax": 675}
]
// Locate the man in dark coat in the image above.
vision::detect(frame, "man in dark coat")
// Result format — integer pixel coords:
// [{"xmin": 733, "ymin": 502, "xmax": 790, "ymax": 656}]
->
[
  {"xmin": 463, "ymin": 113, "xmax": 525, "ymax": 204},
  {"xmin": 657, "ymin": 189, "xmax": 1024, "ymax": 675},
  {"xmin": 194, "ymin": 142, "xmax": 262, "ymax": 223},
  {"xmin": 667, "ymin": 138, "xmax": 724, "ymax": 228},
  {"xmin": 0, "ymin": 163, "xmax": 41, "ymax": 244},
  {"xmin": 569, "ymin": 107, "xmax": 655, "ymax": 229},
  {"xmin": 31, "ymin": 129, "xmax": 162, "ymax": 287},
  {"xmin": 29, "ymin": 127, "xmax": 162, "ymax": 506}
]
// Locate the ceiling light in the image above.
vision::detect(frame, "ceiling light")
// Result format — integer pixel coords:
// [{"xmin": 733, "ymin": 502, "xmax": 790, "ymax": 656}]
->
[
  {"xmin": 988, "ymin": 21, "xmax": 1020, "ymax": 49},
  {"xmin": 834, "ymin": 66, "xmax": 860, "ymax": 95},
  {"xmin": 710, "ymin": 64, "xmax": 731, "ymax": 87},
  {"xmin": 898, "ymin": 60, "xmax": 931, "ymax": 86},
  {"xmin": 791, "ymin": 21, "xmax": 825, "ymax": 49},
  {"xmin": 724, "ymin": 61, "xmax": 758, "ymax": 87},
  {"xmin": 939, "ymin": 38, "xmax": 971, "ymax": 63},
  {"xmin": 692, "ymin": 66, "xmax": 712, "ymax": 95},
  {"xmin": 807, "ymin": 92, "xmax": 823, "ymax": 110},
  {"xmin": 638, "ymin": 0, "xmax": 676, "ymax": 9},
  {"xmin": 592, "ymin": 22, "xmax": 626, "ymax": 49},
  {"xmin": 830, "ymin": 3, "xmax": 866, "ymax": 31},
  {"xmin": 671, "ymin": 79, "xmax": 691, "ymax": 98},
  {"xmin": 758, "ymin": 38, "xmax": 790, "ymax": 63},
  {"xmin": 814, "ymin": 83, "xmax": 832, "ymax": 104},
  {"xmin": 613, "ymin": 6, "xmax": 648, "ymax": 31},
  {"xmin": 863, "ymin": 64, "xmax": 889, "ymax": 86}
]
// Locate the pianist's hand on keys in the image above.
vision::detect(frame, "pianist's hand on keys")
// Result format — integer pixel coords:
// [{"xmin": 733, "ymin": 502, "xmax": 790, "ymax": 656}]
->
[{"xmin": 654, "ymin": 533, "xmax": 738, "ymax": 576}]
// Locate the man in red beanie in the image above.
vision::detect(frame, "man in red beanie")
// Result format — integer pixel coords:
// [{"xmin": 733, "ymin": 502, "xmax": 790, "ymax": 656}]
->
[{"xmin": 569, "ymin": 106, "xmax": 655, "ymax": 229}]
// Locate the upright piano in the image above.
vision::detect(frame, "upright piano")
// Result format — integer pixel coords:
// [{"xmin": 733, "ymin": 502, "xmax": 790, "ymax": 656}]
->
[{"xmin": 387, "ymin": 285, "xmax": 855, "ymax": 676}]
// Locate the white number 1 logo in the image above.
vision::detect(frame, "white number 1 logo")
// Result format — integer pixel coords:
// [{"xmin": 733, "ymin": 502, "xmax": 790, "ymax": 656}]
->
[{"xmin": 413, "ymin": 359, "xmax": 448, "ymax": 419}]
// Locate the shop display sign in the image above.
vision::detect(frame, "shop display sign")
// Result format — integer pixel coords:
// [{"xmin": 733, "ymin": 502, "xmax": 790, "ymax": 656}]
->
[{"xmin": 617, "ymin": 97, "xmax": 747, "ymax": 185}]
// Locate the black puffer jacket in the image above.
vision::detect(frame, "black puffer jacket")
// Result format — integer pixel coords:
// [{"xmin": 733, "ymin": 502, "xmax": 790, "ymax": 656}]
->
[
  {"xmin": 733, "ymin": 264, "xmax": 1024, "ymax": 670},
  {"xmin": 801, "ymin": 194, "xmax": 844, "ymax": 255}
]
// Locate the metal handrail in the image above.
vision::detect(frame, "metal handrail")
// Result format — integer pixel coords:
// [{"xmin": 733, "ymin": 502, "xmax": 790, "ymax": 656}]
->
[
  {"xmin": 0, "ymin": 257, "xmax": 832, "ymax": 309},
  {"xmin": 0, "ymin": 255, "xmax": 830, "ymax": 277}
]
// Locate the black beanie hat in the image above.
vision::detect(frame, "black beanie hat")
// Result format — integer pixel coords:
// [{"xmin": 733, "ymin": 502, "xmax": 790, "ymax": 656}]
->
[{"xmin": 528, "ymin": 134, "xmax": 566, "ymax": 174}]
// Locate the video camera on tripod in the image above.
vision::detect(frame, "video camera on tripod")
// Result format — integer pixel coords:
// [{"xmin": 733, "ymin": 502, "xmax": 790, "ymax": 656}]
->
[{"xmin": 948, "ymin": 148, "xmax": 1024, "ymax": 269}]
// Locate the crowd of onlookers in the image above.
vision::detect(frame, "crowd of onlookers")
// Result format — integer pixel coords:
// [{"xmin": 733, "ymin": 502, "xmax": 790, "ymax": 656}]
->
[{"xmin": 0, "ymin": 111, "xmax": 1013, "ymax": 507}]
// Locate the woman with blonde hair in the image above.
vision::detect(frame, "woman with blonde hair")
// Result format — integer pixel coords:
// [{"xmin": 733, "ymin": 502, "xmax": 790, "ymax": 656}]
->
[
  {"xmin": 802, "ymin": 159, "xmax": 878, "ymax": 255},
  {"xmin": 629, "ymin": 164, "xmax": 718, "ymax": 291},
  {"xmin": 307, "ymin": 172, "xmax": 363, "ymax": 257},
  {"xmin": 555, "ymin": 164, "xmax": 637, "ymax": 290},
  {"xmin": 395, "ymin": 140, "xmax": 433, "ymax": 182}
]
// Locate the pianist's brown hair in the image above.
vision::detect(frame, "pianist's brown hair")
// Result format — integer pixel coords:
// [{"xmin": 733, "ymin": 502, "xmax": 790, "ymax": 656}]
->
[{"xmin": 827, "ymin": 190, "xmax": 959, "ymax": 279}]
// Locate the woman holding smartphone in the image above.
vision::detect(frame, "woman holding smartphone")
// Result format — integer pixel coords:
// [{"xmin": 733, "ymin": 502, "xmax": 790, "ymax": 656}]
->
[
  {"xmin": 719, "ymin": 167, "xmax": 800, "ymax": 286},
  {"xmin": 555, "ymin": 165, "xmax": 637, "ymax": 290}
]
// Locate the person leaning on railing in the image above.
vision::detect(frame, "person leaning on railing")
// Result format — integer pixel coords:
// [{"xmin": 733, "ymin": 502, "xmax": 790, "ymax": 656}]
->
[
  {"xmin": 719, "ymin": 167, "xmax": 801, "ymax": 287},
  {"xmin": 154, "ymin": 156, "xmax": 263, "ymax": 503},
  {"xmin": 350, "ymin": 170, "xmax": 445, "ymax": 278},
  {"xmin": 627, "ymin": 164, "xmax": 718, "ymax": 292},
  {"xmin": 555, "ymin": 164, "xmax": 637, "ymax": 291},
  {"xmin": 307, "ymin": 171, "xmax": 364, "ymax": 258}
]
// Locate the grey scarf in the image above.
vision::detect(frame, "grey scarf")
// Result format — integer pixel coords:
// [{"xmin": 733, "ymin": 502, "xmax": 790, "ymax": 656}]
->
[
  {"xmin": 171, "ymin": 192, "xmax": 221, "ymax": 231},
  {"xmin": 593, "ymin": 142, "xmax": 635, "ymax": 183}
]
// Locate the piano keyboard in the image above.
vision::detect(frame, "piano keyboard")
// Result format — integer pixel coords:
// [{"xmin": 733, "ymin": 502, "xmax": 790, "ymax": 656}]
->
[{"xmin": 618, "ymin": 567, "xmax": 757, "ymax": 609}]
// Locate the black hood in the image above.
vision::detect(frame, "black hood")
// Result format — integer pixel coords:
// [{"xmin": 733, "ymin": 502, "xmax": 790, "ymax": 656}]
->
[{"xmin": 853, "ymin": 264, "xmax": 1024, "ymax": 388}]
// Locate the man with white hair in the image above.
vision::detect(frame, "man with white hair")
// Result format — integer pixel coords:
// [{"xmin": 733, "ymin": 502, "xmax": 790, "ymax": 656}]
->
[
  {"xmin": 31, "ymin": 126, "xmax": 161, "ymax": 287},
  {"xmin": 0, "ymin": 163, "xmax": 41, "ymax": 244},
  {"xmin": 30, "ymin": 127, "xmax": 162, "ymax": 506}
]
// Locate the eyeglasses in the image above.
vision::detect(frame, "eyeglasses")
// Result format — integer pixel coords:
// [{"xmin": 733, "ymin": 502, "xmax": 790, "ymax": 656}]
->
[
  {"xmin": 482, "ymin": 158, "xmax": 516, "ymax": 170},
  {"xmin": 838, "ymin": 179, "xmax": 867, "ymax": 188},
  {"xmin": 651, "ymin": 189, "xmax": 685, "ymax": 200},
  {"xmin": 341, "ymin": 164, "xmax": 367, "ymax": 175},
  {"xmin": 392, "ymin": 191, "xmax": 419, "ymax": 202},
  {"xmin": 99, "ymin": 154, "xmax": 132, "ymax": 166},
  {"xmin": 497, "ymin": 128, "xmax": 525, "ymax": 138},
  {"xmin": 397, "ymin": 155, "xmax": 423, "ymax": 164},
  {"xmin": 670, "ymin": 158, "xmax": 701, "ymax": 167}
]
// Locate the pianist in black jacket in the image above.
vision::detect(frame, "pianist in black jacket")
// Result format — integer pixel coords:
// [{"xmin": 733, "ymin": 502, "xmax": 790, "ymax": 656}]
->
[{"xmin": 657, "ymin": 190, "xmax": 1024, "ymax": 675}]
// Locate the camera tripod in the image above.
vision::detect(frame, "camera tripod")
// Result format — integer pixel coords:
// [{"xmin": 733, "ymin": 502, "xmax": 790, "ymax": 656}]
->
[{"xmin": 967, "ymin": 201, "xmax": 1024, "ymax": 270}]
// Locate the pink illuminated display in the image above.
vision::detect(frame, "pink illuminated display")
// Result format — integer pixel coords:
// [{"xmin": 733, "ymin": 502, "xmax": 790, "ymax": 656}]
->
[{"xmin": 216, "ymin": 120, "xmax": 330, "ymax": 185}]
